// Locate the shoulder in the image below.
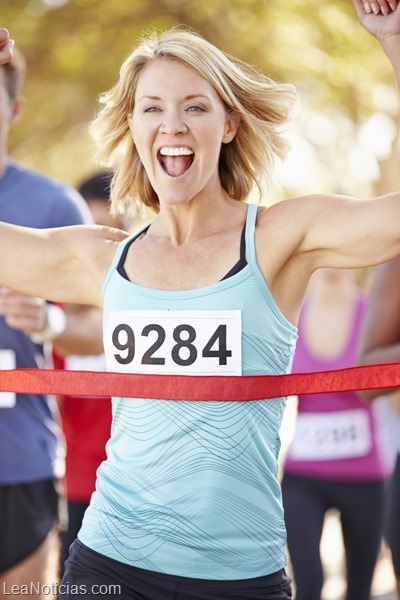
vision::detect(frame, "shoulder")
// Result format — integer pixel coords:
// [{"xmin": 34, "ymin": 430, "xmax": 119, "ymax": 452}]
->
[
  {"xmin": 255, "ymin": 193, "xmax": 344, "ymax": 251},
  {"xmin": 254, "ymin": 194, "xmax": 318, "ymax": 247},
  {"xmin": 86, "ymin": 225, "xmax": 131, "ymax": 283},
  {"xmin": 55, "ymin": 224, "xmax": 130, "ymax": 285},
  {"xmin": 256, "ymin": 194, "xmax": 327, "ymax": 224},
  {"xmin": 252, "ymin": 195, "xmax": 325, "ymax": 294}
]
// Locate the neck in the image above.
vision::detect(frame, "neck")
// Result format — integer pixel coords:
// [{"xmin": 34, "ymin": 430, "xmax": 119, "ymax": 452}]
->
[{"xmin": 151, "ymin": 191, "xmax": 241, "ymax": 245}]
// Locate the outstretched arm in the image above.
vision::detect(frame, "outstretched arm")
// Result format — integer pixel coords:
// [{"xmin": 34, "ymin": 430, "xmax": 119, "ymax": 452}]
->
[
  {"xmin": 256, "ymin": 1, "xmax": 400, "ymax": 328},
  {"xmin": 0, "ymin": 222, "xmax": 127, "ymax": 307},
  {"xmin": 275, "ymin": 3, "xmax": 400, "ymax": 274}
]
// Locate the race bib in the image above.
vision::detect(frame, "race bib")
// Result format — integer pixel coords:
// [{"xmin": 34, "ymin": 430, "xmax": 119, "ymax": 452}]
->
[
  {"xmin": 104, "ymin": 310, "xmax": 242, "ymax": 376},
  {"xmin": 289, "ymin": 409, "xmax": 371, "ymax": 460},
  {"xmin": 0, "ymin": 349, "xmax": 16, "ymax": 408}
]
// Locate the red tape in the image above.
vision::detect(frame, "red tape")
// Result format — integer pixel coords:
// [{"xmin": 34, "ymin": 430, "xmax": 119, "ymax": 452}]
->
[{"xmin": 0, "ymin": 363, "xmax": 399, "ymax": 400}]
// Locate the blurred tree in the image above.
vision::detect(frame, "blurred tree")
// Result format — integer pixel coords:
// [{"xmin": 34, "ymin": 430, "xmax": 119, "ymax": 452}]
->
[{"xmin": 3, "ymin": 0, "xmax": 398, "ymax": 194}]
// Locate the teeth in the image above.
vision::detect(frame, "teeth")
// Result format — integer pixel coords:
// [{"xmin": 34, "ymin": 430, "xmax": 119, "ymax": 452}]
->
[{"xmin": 159, "ymin": 147, "xmax": 194, "ymax": 156}]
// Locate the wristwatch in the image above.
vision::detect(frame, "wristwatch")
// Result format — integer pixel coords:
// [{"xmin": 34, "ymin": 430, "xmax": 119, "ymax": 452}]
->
[{"xmin": 31, "ymin": 303, "xmax": 67, "ymax": 344}]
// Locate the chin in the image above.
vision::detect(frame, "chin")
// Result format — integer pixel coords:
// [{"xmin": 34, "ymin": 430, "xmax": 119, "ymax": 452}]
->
[{"xmin": 158, "ymin": 190, "xmax": 198, "ymax": 207}]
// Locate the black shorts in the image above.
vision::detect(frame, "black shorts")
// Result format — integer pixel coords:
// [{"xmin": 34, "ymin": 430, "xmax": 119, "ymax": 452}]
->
[
  {"xmin": 61, "ymin": 539, "xmax": 292, "ymax": 600},
  {"xmin": 0, "ymin": 479, "xmax": 62, "ymax": 573},
  {"xmin": 61, "ymin": 500, "xmax": 90, "ymax": 574}
]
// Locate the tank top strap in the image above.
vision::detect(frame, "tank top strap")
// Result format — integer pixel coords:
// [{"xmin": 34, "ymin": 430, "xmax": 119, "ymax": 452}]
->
[
  {"xmin": 244, "ymin": 203, "xmax": 258, "ymax": 267},
  {"xmin": 102, "ymin": 225, "xmax": 149, "ymax": 297}
]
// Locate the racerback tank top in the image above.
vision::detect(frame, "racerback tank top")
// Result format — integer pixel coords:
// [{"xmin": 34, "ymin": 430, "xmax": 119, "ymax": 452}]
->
[{"xmin": 78, "ymin": 203, "xmax": 298, "ymax": 580}]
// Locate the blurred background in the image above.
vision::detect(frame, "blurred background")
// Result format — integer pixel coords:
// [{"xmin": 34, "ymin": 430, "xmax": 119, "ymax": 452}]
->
[{"xmin": 4, "ymin": 0, "xmax": 400, "ymax": 203}]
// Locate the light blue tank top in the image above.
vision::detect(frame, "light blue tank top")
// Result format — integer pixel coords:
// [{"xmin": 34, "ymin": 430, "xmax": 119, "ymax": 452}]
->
[{"xmin": 79, "ymin": 203, "xmax": 298, "ymax": 580}]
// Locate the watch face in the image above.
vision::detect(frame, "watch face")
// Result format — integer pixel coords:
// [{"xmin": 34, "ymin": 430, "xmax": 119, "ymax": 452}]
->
[
  {"xmin": 47, "ymin": 304, "xmax": 67, "ymax": 337},
  {"xmin": 31, "ymin": 304, "xmax": 67, "ymax": 343}
]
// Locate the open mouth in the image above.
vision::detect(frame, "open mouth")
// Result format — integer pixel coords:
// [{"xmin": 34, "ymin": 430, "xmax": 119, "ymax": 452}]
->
[{"xmin": 158, "ymin": 147, "xmax": 195, "ymax": 178}]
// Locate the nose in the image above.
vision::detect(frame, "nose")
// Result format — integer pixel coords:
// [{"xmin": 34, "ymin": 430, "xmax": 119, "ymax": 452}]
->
[{"xmin": 159, "ymin": 112, "xmax": 188, "ymax": 135}]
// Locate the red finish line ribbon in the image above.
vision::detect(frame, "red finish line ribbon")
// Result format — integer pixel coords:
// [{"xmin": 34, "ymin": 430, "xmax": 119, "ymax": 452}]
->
[{"xmin": 0, "ymin": 363, "xmax": 399, "ymax": 400}]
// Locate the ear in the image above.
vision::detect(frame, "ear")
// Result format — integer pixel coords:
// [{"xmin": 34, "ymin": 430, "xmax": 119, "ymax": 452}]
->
[
  {"xmin": 222, "ymin": 110, "xmax": 240, "ymax": 144},
  {"xmin": 10, "ymin": 95, "xmax": 24, "ymax": 125},
  {"xmin": 127, "ymin": 113, "xmax": 135, "ymax": 140}
]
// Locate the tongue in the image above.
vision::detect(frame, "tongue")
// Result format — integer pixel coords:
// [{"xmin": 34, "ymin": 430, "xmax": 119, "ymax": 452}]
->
[{"xmin": 162, "ymin": 155, "xmax": 192, "ymax": 177}]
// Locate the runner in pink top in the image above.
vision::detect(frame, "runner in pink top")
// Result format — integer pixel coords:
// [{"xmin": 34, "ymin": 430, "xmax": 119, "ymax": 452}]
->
[{"xmin": 282, "ymin": 268, "xmax": 393, "ymax": 600}]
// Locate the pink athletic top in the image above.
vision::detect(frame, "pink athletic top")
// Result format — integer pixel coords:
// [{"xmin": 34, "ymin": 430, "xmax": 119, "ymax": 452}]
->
[{"xmin": 284, "ymin": 295, "xmax": 393, "ymax": 481}]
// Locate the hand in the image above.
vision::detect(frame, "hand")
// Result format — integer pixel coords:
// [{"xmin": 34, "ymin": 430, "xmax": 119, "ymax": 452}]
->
[
  {"xmin": 353, "ymin": 0, "xmax": 400, "ymax": 42},
  {"xmin": 0, "ymin": 288, "xmax": 47, "ymax": 335},
  {"xmin": 0, "ymin": 28, "xmax": 13, "ymax": 65}
]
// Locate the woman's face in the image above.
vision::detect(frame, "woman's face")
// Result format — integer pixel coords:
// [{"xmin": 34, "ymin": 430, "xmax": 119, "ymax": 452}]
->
[{"xmin": 128, "ymin": 58, "xmax": 238, "ymax": 207}]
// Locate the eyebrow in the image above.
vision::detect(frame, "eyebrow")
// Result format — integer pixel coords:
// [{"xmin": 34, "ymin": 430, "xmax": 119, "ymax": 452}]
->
[{"xmin": 136, "ymin": 94, "xmax": 212, "ymax": 102}]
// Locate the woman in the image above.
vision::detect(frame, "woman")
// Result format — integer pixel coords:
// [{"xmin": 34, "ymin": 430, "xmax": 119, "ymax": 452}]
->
[
  {"xmin": 0, "ymin": 2, "xmax": 399, "ymax": 598},
  {"xmin": 282, "ymin": 268, "xmax": 392, "ymax": 600}
]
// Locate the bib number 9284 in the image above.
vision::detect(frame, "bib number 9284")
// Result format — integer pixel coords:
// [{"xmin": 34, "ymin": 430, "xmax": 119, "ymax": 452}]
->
[{"xmin": 104, "ymin": 310, "xmax": 242, "ymax": 375}]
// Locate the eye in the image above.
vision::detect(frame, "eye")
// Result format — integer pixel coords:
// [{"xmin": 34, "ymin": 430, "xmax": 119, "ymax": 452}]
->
[
  {"xmin": 186, "ymin": 105, "xmax": 205, "ymax": 112},
  {"xmin": 144, "ymin": 106, "xmax": 161, "ymax": 113}
]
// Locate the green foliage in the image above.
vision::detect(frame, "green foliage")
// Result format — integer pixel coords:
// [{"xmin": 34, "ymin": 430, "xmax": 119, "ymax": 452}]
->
[{"xmin": 3, "ymin": 0, "xmax": 397, "ymax": 187}]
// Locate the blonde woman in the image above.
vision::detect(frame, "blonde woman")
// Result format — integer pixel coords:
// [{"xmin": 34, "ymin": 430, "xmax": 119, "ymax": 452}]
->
[{"xmin": 0, "ymin": 2, "xmax": 400, "ymax": 597}]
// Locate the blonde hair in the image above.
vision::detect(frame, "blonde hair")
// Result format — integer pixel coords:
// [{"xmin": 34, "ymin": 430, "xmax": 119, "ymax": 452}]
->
[{"xmin": 90, "ymin": 26, "xmax": 298, "ymax": 216}]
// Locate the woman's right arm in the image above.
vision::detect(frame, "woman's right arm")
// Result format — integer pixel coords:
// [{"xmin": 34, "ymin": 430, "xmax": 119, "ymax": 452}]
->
[
  {"xmin": 358, "ymin": 257, "xmax": 400, "ymax": 400},
  {"xmin": 0, "ymin": 222, "xmax": 128, "ymax": 307}
]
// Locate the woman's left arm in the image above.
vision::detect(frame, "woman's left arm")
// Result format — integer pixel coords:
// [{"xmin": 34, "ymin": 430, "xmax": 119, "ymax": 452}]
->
[
  {"xmin": 296, "ymin": 3, "xmax": 400, "ymax": 271},
  {"xmin": 296, "ymin": 192, "xmax": 400, "ymax": 270}
]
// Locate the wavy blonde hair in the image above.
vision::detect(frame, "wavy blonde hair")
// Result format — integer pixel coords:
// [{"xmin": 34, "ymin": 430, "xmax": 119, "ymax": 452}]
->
[{"xmin": 90, "ymin": 26, "xmax": 298, "ymax": 216}]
